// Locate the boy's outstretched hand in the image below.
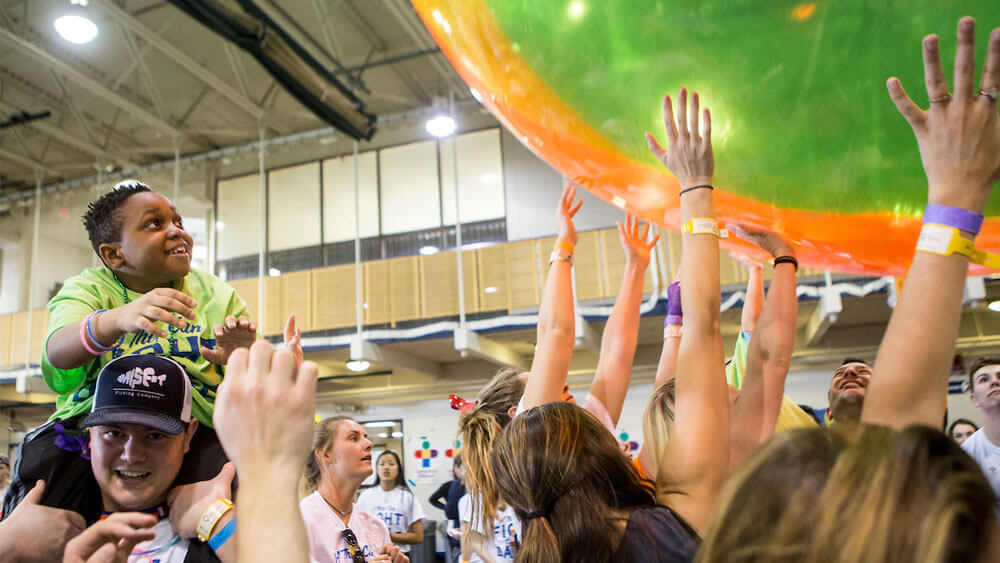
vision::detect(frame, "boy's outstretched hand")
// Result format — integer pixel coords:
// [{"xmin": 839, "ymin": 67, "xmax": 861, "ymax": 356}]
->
[
  {"xmin": 729, "ymin": 224, "xmax": 796, "ymax": 259},
  {"xmin": 201, "ymin": 315, "xmax": 257, "ymax": 365},
  {"xmin": 556, "ymin": 180, "xmax": 583, "ymax": 246}
]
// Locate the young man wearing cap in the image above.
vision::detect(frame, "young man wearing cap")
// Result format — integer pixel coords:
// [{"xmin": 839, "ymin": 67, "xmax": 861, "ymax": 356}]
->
[{"xmin": 0, "ymin": 354, "xmax": 236, "ymax": 562}]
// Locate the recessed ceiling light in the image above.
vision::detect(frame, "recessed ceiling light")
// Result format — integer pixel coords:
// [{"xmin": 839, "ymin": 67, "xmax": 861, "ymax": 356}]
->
[
  {"xmin": 425, "ymin": 114, "xmax": 456, "ymax": 138},
  {"xmin": 346, "ymin": 359, "xmax": 370, "ymax": 372},
  {"xmin": 54, "ymin": 2, "xmax": 98, "ymax": 45},
  {"xmin": 988, "ymin": 300, "xmax": 1000, "ymax": 312}
]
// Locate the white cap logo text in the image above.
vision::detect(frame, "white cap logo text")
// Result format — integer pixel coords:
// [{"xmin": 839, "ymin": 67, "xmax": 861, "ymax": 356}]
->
[{"xmin": 117, "ymin": 367, "xmax": 167, "ymax": 389}]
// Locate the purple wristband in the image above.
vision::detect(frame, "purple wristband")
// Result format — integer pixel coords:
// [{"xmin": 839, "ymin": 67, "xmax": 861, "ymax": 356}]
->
[
  {"xmin": 924, "ymin": 203, "xmax": 983, "ymax": 235},
  {"xmin": 666, "ymin": 280, "xmax": 682, "ymax": 323}
]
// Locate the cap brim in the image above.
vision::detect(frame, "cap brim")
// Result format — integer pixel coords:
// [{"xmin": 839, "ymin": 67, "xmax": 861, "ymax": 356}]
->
[{"xmin": 81, "ymin": 407, "xmax": 185, "ymax": 435}]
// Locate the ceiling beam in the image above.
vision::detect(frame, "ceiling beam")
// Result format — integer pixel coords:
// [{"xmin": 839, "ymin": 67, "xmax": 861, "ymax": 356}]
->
[
  {"xmin": 0, "ymin": 146, "xmax": 59, "ymax": 177},
  {"xmin": 454, "ymin": 327, "xmax": 526, "ymax": 370},
  {"xmin": 0, "ymin": 27, "xmax": 179, "ymax": 138},
  {"xmin": 0, "ymin": 100, "xmax": 138, "ymax": 168},
  {"xmin": 350, "ymin": 336, "xmax": 444, "ymax": 378},
  {"xmin": 90, "ymin": 0, "xmax": 288, "ymax": 135}
]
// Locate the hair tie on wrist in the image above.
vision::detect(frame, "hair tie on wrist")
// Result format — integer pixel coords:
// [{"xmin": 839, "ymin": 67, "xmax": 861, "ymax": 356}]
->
[
  {"xmin": 679, "ymin": 184, "xmax": 713, "ymax": 196},
  {"xmin": 773, "ymin": 256, "xmax": 798, "ymax": 271},
  {"xmin": 524, "ymin": 510, "xmax": 546, "ymax": 521}
]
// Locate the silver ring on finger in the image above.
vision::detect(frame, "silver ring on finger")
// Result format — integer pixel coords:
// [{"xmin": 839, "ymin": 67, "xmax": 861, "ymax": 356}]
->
[
  {"xmin": 979, "ymin": 88, "xmax": 999, "ymax": 102},
  {"xmin": 929, "ymin": 93, "xmax": 952, "ymax": 104}
]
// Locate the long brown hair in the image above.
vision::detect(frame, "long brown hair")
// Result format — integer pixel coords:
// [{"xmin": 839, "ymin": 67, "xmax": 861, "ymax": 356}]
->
[
  {"xmin": 491, "ymin": 402, "xmax": 655, "ymax": 562},
  {"xmin": 698, "ymin": 425, "xmax": 998, "ymax": 562},
  {"xmin": 457, "ymin": 368, "xmax": 525, "ymax": 531},
  {"xmin": 304, "ymin": 415, "xmax": 354, "ymax": 492}
]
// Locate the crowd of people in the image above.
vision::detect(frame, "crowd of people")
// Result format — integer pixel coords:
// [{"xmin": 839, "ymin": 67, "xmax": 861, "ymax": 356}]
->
[{"xmin": 0, "ymin": 16, "xmax": 998, "ymax": 563}]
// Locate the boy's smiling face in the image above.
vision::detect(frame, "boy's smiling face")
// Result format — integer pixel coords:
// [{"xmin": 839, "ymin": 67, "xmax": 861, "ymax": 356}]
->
[{"xmin": 102, "ymin": 191, "xmax": 193, "ymax": 292}]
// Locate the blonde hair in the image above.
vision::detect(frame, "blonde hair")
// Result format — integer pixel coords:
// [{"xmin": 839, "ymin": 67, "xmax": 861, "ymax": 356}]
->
[
  {"xmin": 304, "ymin": 415, "xmax": 354, "ymax": 492},
  {"xmin": 457, "ymin": 368, "xmax": 525, "ymax": 531},
  {"xmin": 697, "ymin": 425, "xmax": 997, "ymax": 562},
  {"xmin": 641, "ymin": 380, "xmax": 676, "ymax": 476}
]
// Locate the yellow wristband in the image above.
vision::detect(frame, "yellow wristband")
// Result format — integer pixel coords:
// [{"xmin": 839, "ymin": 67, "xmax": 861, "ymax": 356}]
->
[
  {"xmin": 916, "ymin": 224, "xmax": 1000, "ymax": 268},
  {"xmin": 555, "ymin": 240, "xmax": 575, "ymax": 253},
  {"xmin": 197, "ymin": 498, "xmax": 234, "ymax": 543},
  {"xmin": 681, "ymin": 218, "xmax": 728, "ymax": 238}
]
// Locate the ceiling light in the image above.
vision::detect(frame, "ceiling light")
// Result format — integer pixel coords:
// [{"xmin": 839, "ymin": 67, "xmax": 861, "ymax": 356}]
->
[
  {"xmin": 364, "ymin": 421, "xmax": 397, "ymax": 428},
  {"xmin": 988, "ymin": 300, "xmax": 1000, "ymax": 312},
  {"xmin": 54, "ymin": 1, "xmax": 98, "ymax": 45},
  {"xmin": 378, "ymin": 432, "xmax": 389, "ymax": 438},
  {"xmin": 391, "ymin": 431, "xmax": 403, "ymax": 438},
  {"xmin": 425, "ymin": 114, "xmax": 456, "ymax": 138},
  {"xmin": 419, "ymin": 245, "xmax": 440, "ymax": 256},
  {"xmin": 346, "ymin": 359, "xmax": 370, "ymax": 372}
]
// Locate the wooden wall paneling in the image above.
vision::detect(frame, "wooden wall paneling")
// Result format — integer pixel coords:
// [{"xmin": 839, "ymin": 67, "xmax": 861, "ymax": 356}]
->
[
  {"xmin": 311, "ymin": 264, "xmax": 358, "ymax": 330},
  {"xmin": 420, "ymin": 250, "xmax": 479, "ymax": 319},
  {"xmin": 477, "ymin": 245, "xmax": 510, "ymax": 313},
  {"xmin": 9, "ymin": 310, "xmax": 47, "ymax": 365},
  {"xmin": 227, "ymin": 278, "xmax": 260, "ymax": 326},
  {"xmin": 571, "ymin": 232, "xmax": 604, "ymax": 301},
  {"xmin": 507, "ymin": 240, "xmax": 540, "ymax": 310},
  {"xmin": 0, "ymin": 314, "xmax": 12, "ymax": 368},
  {"xmin": 364, "ymin": 260, "xmax": 392, "ymax": 325},
  {"xmin": 665, "ymin": 230, "xmax": 682, "ymax": 283},
  {"xmin": 279, "ymin": 271, "xmax": 313, "ymax": 333},
  {"xmin": 259, "ymin": 276, "xmax": 282, "ymax": 336},
  {"xmin": 390, "ymin": 256, "xmax": 421, "ymax": 324},
  {"xmin": 601, "ymin": 228, "xmax": 626, "ymax": 299}
]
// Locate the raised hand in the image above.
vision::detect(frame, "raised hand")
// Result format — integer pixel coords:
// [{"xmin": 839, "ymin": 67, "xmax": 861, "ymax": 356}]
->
[
  {"xmin": 729, "ymin": 224, "xmax": 796, "ymax": 259},
  {"xmin": 62, "ymin": 512, "xmax": 156, "ymax": 563},
  {"xmin": 102, "ymin": 288, "xmax": 197, "ymax": 340},
  {"xmin": 283, "ymin": 314, "xmax": 303, "ymax": 369},
  {"xmin": 201, "ymin": 315, "xmax": 257, "ymax": 365},
  {"xmin": 887, "ymin": 18, "xmax": 1000, "ymax": 212},
  {"xmin": 616, "ymin": 213, "xmax": 660, "ymax": 266},
  {"xmin": 555, "ymin": 180, "xmax": 583, "ymax": 245},
  {"xmin": 645, "ymin": 88, "xmax": 714, "ymax": 189}
]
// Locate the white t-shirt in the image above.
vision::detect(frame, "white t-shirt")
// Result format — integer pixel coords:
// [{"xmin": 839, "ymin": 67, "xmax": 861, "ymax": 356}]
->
[
  {"xmin": 128, "ymin": 517, "xmax": 190, "ymax": 563},
  {"xmin": 961, "ymin": 428, "xmax": 1000, "ymax": 512},
  {"xmin": 515, "ymin": 393, "xmax": 615, "ymax": 434},
  {"xmin": 300, "ymin": 491, "xmax": 391, "ymax": 563},
  {"xmin": 459, "ymin": 493, "xmax": 521, "ymax": 563},
  {"xmin": 356, "ymin": 485, "xmax": 426, "ymax": 553}
]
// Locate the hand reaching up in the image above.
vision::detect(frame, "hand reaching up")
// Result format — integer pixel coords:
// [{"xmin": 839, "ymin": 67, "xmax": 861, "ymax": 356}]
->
[
  {"xmin": 284, "ymin": 314, "xmax": 303, "ymax": 369},
  {"xmin": 646, "ymin": 88, "xmax": 714, "ymax": 189},
  {"xmin": 555, "ymin": 181, "xmax": 583, "ymax": 246},
  {"xmin": 887, "ymin": 17, "xmax": 1000, "ymax": 212},
  {"xmin": 617, "ymin": 213, "xmax": 660, "ymax": 267},
  {"xmin": 729, "ymin": 224, "xmax": 796, "ymax": 259}
]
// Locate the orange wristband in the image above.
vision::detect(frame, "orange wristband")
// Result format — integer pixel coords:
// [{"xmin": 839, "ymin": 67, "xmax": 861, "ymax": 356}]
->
[{"xmin": 555, "ymin": 241, "xmax": 575, "ymax": 253}]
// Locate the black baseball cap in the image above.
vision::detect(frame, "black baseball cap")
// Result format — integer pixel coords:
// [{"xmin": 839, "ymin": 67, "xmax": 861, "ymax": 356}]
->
[{"xmin": 81, "ymin": 355, "xmax": 193, "ymax": 435}]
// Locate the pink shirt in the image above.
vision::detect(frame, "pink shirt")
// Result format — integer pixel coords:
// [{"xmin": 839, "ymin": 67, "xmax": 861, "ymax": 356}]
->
[{"xmin": 300, "ymin": 491, "xmax": 391, "ymax": 563}]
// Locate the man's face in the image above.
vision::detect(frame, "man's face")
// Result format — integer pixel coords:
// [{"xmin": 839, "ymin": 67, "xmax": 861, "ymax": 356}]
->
[
  {"xmin": 828, "ymin": 362, "xmax": 872, "ymax": 408},
  {"xmin": 90, "ymin": 422, "xmax": 196, "ymax": 512},
  {"xmin": 111, "ymin": 192, "xmax": 193, "ymax": 288},
  {"xmin": 970, "ymin": 364, "xmax": 1000, "ymax": 411}
]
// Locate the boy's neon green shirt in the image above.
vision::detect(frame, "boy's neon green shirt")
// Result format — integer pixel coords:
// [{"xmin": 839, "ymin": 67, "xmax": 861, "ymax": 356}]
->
[{"xmin": 42, "ymin": 267, "xmax": 250, "ymax": 427}]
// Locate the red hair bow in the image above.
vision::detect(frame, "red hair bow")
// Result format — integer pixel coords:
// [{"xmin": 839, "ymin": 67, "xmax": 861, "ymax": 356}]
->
[{"xmin": 449, "ymin": 394, "xmax": 477, "ymax": 413}]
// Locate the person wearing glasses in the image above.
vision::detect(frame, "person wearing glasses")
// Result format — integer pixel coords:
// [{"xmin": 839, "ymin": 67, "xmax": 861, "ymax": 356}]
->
[{"xmin": 301, "ymin": 416, "xmax": 408, "ymax": 563}]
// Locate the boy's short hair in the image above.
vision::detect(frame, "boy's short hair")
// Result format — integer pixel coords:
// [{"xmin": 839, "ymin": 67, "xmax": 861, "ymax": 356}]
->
[
  {"xmin": 967, "ymin": 356, "xmax": 1000, "ymax": 390},
  {"xmin": 82, "ymin": 180, "xmax": 152, "ymax": 256},
  {"xmin": 840, "ymin": 357, "xmax": 869, "ymax": 367}
]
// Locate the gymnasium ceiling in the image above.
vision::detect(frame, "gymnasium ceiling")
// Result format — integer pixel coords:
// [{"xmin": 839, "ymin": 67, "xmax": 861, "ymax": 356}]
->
[{"xmin": 0, "ymin": 0, "xmax": 480, "ymax": 196}]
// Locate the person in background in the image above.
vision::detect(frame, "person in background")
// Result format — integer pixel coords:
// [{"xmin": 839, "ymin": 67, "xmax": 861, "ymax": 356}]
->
[
  {"xmin": 948, "ymin": 417, "xmax": 979, "ymax": 445},
  {"xmin": 961, "ymin": 356, "xmax": 1000, "ymax": 511},
  {"xmin": 358, "ymin": 450, "xmax": 426, "ymax": 554},
  {"xmin": 429, "ymin": 453, "xmax": 465, "ymax": 563}
]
